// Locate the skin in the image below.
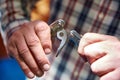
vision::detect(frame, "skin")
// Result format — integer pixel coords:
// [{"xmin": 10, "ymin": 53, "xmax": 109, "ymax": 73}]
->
[
  {"xmin": 78, "ymin": 33, "xmax": 120, "ymax": 80},
  {"xmin": 7, "ymin": 20, "xmax": 52, "ymax": 78},
  {"xmin": 7, "ymin": 20, "xmax": 120, "ymax": 79}
]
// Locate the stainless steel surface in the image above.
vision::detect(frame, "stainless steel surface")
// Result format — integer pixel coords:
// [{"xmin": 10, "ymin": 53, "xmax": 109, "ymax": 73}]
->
[
  {"xmin": 50, "ymin": 19, "xmax": 67, "ymax": 56},
  {"xmin": 50, "ymin": 19, "xmax": 82, "ymax": 57}
]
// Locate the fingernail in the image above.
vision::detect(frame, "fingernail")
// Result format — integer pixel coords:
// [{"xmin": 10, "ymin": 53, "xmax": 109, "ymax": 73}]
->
[
  {"xmin": 45, "ymin": 48, "xmax": 51, "ymax": 54},
  {"xmin": 43, "ymin": 64, "xmax": 50, "ymax": 71},
  {"xmin": 28, "ymin": 72, "xmax": 34, "ymax": 78}
]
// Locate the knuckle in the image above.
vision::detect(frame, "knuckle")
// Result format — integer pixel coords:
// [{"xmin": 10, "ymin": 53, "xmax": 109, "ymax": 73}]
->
[
  {"xmin": 27, "ymin": 38, "xmax": 40, "ymax": 47},
  {"xmin": 11, "ymin": 31, "xmax": 23, "ymax": 43},
  {"xmin": 84, "ymin": 46, "xmax": 89, "ymax": 55},
  {"xmin": 19, "ymin": 48, "xmax": 29, "ymax": 57},
  {"xmin": 37, "ymin": 57, "xmax": 47, "ymax": 65},
  {"xmin": 35, "ymin": 21, "xmax": 50, "ymax": 32},
  {"xmin": 83, "ymin": 33, "xmax": 91, "ymax": 40},
  {"xmin": 91, "ymin": 63, "xmax": 98, "ymax": 73},
  {"xmin": 41, "ymin": 40, "xmax": 50, "ymax": 45},
  {"xmin": 12, "ymin": 31, "xmax": 21, "ymax": 38},
  {"xmin": 82, "ymin": 33, "xmax": 92, "ymax": 43}
]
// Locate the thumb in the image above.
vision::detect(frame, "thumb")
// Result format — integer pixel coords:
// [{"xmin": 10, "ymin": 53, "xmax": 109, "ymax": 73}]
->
[{"xmin": 78, "ymin": 33, "xmax": 111, "ymax": 55}]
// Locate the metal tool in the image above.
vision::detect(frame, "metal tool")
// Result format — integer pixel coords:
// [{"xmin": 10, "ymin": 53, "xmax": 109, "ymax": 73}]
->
[
  {"xmin": 69, "ymin": 30, "xmax": 82, "ymax": 47},
  {"xmin": 50, "ymin": 19, "xmax": 67, "ymax": 56},
  {"xmin": 50, "ymin": 19, "xmax": 82, "ymax": 57}
]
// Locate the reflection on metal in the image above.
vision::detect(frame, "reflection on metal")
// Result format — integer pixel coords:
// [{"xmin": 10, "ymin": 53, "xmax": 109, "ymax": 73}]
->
[
  {"xmin": 50, "ymin": 19, "xmax": 67, "ymax": 56},
  {"xmin": 50, "ymin": 19, "xmax": 82, "ymax": 57}
]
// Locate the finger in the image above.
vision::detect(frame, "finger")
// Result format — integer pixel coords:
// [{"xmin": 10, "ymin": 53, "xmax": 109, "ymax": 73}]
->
[
  {"xmin": 100, "ymin": 68, "xmax": 120, "ymax": 80},
  {"xmin": 14, "ymin": 32, "xmax": 43, "ymax": 77},
  {"xmin": 7, "ymin": 37, "xmax": 18, "ymax": 58},
  {"xmin": 78, "ymin": 33, "xmax": 112, "ymax": 55},
  {"xmin": 17, "ymin": 57, "xmax": 35, "ymax": 79},
  {"xmin": 90, "ymin": 55, "xmax": 116, "ymax": 76},
  {"xmin": 34, "ymin": 21, "xmax": 52, "ymax": 54},
  {"xmin": 23, "ymin": 27, "xmax": 50, "ymax": 71},
  {"xmin": 83, "ymin": 42, "xmax": 108, "ymax": 63},
  {"xmin": 7, "ymin": 40, "xmax": 35, "ymax": 78}
]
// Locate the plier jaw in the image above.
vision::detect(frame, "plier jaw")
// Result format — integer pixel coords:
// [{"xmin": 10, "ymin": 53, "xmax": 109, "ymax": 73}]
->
[
  {"xmin": 50, "ymin": 19, "xmax": 82, "ymax": 57},
  {"xmin": 50, "ymin": 19, "xmax": 67, "ymax": 56}
]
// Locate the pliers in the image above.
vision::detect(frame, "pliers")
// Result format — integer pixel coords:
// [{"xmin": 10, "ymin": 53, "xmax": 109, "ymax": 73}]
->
[{"xmin": 50, "ymin": 19, "xmax": 82, "ymax": 57}]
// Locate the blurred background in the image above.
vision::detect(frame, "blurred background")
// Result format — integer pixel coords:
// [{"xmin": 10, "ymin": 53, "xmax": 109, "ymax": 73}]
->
[{"xmin": 0, "ymin": 58, "xmax": 26, "ymax": 80}]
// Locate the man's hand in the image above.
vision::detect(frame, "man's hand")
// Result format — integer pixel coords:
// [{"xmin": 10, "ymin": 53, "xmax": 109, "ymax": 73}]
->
[
  {"xmin": 78, "ymin": 33, "xmax": 120, "ymax": 80},
  {"xmin": 7, "ymin": 20, "xmax": 52, "ymax": 78}
]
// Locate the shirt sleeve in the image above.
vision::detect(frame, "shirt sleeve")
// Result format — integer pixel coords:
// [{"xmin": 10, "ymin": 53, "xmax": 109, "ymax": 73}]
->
[{"xmin": 0, "ymin": 0, "xmax": 29, "ymax": 45}]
